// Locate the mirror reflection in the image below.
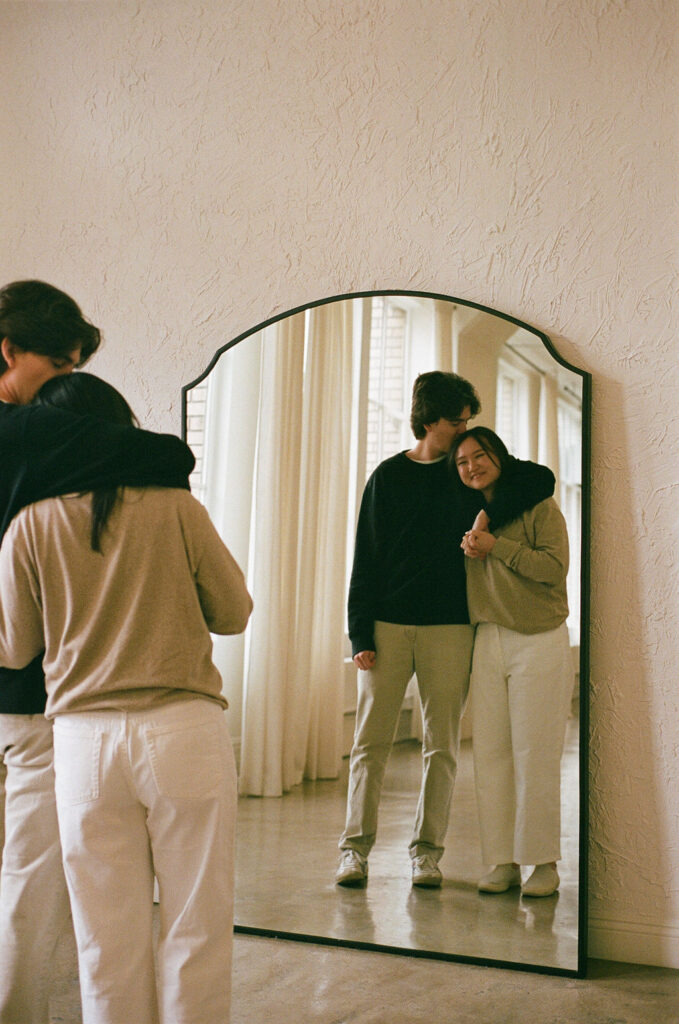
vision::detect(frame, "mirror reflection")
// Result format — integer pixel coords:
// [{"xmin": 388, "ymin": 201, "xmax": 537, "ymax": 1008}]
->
[{"xmin": 183, "ymin": 293, "xmax": 587, "ymax": 974}]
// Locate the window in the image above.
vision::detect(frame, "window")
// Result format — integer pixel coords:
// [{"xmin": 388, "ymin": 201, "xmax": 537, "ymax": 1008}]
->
[
  {"xmin": 495, "ymin": 359, "xmax": 530, "ymax": 459},
  {"xmin": 364, "ymin": 297, "xmax": 411, "ymax": 480},
  {"xmin": 185, "ymin": 381, "xmax": 209, "ymax": 502}
]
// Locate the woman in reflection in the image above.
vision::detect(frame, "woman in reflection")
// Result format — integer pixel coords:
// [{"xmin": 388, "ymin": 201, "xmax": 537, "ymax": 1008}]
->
[
  {"xmin": 0, "ymin": 373, "xmax": 252, "ymax": 1023},
  {"xmin": 451, "ymin": 427, "xmax": 573, "ymax": 899}
]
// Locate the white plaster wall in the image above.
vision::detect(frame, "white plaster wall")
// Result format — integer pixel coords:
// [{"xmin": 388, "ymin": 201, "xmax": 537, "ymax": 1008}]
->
[{"xmin": 1, "ymin": 0, "xmax": 677, "ymax": 967}]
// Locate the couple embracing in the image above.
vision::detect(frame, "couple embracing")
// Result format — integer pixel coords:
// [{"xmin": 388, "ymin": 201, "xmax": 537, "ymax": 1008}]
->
[{"xmin": 336, "ymin": 369, "xmax": 573, "ymax": 900}]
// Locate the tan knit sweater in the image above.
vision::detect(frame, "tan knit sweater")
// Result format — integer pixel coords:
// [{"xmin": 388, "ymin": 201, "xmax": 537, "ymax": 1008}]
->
[
  {"xmin": 0, "ymin": 487, "xmax": 252, "ymax": 717},
  {"xmin": 465, "ymin": 497, "xmax": 569, "ymax": 635}
]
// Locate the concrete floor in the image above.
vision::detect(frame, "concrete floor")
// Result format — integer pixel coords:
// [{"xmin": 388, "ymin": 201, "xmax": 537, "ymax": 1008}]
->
[
  {"xmin": 41, "ymin": 724, "xmax": 679, "ymax": 1019},
  {"xmin": 235, "ymin": 730, "xmax": 580, "ymax": 972},
  {"xmin": 46, "ymin": 722, "xmax": 679, "ymax": 1022},
  {"xmin": 49, "ymin": 926, "xmax": 679, "ymax": 1023}
]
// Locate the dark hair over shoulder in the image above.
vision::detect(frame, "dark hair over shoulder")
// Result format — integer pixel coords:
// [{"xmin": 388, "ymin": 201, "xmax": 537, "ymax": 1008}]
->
[
  {"xmin": 34, "ymin": 373, "xmax": 138, "ymax": 552},
  {"xmin": 449, "ymin": 426, "xmax": 555, "ymax": 528},
  {"xmin": 410, "ymin": 371, "xmax": 481, "ymax": 439},
  {"xmin": 0, "ymin": 280, "xmax": 101, "ymax": 373}
]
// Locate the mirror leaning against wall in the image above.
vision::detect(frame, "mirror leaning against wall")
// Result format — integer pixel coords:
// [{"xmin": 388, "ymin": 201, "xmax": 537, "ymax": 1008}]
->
[{"xmin": 182, "ymin": 291, "xmax": 591, "ymax": 977}]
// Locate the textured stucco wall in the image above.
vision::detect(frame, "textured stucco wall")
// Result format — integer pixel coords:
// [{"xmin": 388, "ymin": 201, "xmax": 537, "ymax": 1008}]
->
[{"xmin": 1, "ymin": 0, "xmax": 677, "ymax": 965}]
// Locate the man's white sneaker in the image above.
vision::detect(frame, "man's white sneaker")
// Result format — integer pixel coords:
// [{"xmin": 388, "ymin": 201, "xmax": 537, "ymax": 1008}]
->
[
  {"xmin": 478, "ymin": 863, "xmax": 522, "ymax": 893},
  {"xmin": 411, "ymin": 854, "xmax": 443, "ymax": 888},
  {"xmin": 335, "ymin": 850, "xmax": 368, "ymax": 886},
  {"xmin": 522, "ymin": 864, "xmax": 560, "ymax": 898}
]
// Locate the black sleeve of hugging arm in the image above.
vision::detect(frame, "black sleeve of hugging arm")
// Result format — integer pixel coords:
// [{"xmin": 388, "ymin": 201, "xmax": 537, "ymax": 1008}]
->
[
  {"xmin": 0, "ymin": 403, "xmax": 195, "ymax": 538},
  {"xmin": 486, "ymin": 458, "xmax": 556, "ymax": 531}
]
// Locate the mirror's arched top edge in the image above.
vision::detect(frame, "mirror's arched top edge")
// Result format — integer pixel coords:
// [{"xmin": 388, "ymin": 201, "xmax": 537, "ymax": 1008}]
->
[{"xmin": 182, "ymin": 290, "xmax": 590, "ymax": 393}]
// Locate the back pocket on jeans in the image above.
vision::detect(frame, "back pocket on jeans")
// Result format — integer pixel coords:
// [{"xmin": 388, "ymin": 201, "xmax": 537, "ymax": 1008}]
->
[
  {"xmin": 146, "ymin": 720, "xmax": 223, "ymax": 800},
  {"xmin": 53, "ymin": 726, "xmax": 102, "ymax": 805}
]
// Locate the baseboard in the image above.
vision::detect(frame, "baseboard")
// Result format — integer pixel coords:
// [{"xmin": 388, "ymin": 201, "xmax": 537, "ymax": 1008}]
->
[{"xmin": 589, "ymin": 915, "xmax": 679, "ymax": 969}]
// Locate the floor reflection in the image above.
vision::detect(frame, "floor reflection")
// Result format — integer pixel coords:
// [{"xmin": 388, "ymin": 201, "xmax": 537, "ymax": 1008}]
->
[{"xmin": 235, "ymin": 717, "xmax": 580, "ymax": 971}]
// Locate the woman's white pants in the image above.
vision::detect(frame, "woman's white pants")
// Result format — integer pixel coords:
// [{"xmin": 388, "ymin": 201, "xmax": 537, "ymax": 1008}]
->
[
  {"xmin": 53, "ymin": 699, "xmax": 237, "ymax": 1024},
  {"xmin": 471, "ymin": 622, "xmax": 574, "ymax": 867}
]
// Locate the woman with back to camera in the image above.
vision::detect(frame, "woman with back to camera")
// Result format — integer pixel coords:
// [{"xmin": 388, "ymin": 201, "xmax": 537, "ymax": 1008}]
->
[
  {"xmin": 0, "ymin": 279, "xmax": 194, "ymax": 1023},
  {"xmin": 451, "ymin": 426, "xmax": 573, "ymax": 899},
  {"xmin": 0, "ymin": 372, "xmax": 252, "ymax": 1024}
]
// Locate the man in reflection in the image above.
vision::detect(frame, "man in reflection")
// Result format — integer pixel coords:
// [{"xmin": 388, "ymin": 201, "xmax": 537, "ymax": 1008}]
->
[{"xmin": 336, "ymin": 371, "xmax": 481, "ymax": 888}]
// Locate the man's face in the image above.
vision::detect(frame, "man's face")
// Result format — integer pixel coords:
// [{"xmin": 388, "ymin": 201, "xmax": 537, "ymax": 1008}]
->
[
  {"xmin": 0, "ymin": 342, "xmax": 81, "ymax": 404},
  {"xmin": 424, "ymin": 406, "xmax": 472, "ymax": 456}
]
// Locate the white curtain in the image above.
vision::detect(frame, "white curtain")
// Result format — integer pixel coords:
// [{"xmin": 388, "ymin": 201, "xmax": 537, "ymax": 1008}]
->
[
  {"xmin": 295, "ymin": 302, "xmax": 353, "ymax": 780},
  {"xmin": 201, "ymin": 339, "xmax": 261, "ymax": 735},
  {"xmin": 238, "ymin": 316, "xmax": 305, "ymax": 796},
  {"xmin": 238, "ymin": 304, "xmax": 353, "ymax": 795}
]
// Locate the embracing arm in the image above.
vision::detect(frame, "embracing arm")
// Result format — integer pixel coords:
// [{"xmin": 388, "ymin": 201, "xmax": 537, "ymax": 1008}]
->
[
  {"xmin": 486, "ymin": 459, "xmax": 555, "ymax": 530},
  {"xmin": 28, "ymin": 405, "xmax": 195, "ymax": 493},
  {"xmin": 1, "ymin": 404, "xmax": 195, "ymax": 537},
  {"xmin": 0, "ymin": 518, "xmax": 44, "ymax": 670}
]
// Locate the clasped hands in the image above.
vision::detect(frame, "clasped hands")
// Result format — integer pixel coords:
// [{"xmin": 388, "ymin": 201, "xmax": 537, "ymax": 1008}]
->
[{"xmin": 461, "ymin": 509, "xmax": 495, "ymax": 560}]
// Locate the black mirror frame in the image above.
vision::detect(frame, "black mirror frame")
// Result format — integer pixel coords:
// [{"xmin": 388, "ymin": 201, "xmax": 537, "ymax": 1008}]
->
[{"xmin": 182, "ymin": 289, "xmax": 591, "ymax": 979}]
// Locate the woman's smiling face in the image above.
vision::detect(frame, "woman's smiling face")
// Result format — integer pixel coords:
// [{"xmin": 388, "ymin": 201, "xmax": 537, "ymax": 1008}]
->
[{"xmin": 454, "ymin": 436, "xmax": 502, "ymax": 499}]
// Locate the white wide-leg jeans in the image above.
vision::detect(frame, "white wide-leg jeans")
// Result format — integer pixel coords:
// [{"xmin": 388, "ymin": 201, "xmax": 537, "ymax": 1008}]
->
[
  {"xmin": 471, "ymin": 622, "xmax": 574, "ymax": 867},
  {"xmin": 0, "ymin": 714, "xmax": 72, "ymax": 1024},
  {"xmin": 340, "ymin": 621, "xmax": 473, "ymax": 861},
  {"xmin": 53, "ymin": 699, "xmax": 237, "ymax": 1024}
]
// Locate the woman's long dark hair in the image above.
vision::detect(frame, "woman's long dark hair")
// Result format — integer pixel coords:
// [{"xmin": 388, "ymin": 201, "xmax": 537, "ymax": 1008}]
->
[
  {"xmin": 34, "ymin": 373, "xmax": 138, "ymax": 552},
  {"xmin": 450, "ymin": 426, "xmax": 548, "ymax": 530}
]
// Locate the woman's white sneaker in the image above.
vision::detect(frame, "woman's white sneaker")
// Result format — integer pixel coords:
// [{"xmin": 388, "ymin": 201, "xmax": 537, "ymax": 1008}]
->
[
  {"xmin": 522, "ymin": 864, "xmax": 560, "ymax": 897},
  {"xmin": 478, "ymin": 863, "xmax": 522, "ymax": 893}
]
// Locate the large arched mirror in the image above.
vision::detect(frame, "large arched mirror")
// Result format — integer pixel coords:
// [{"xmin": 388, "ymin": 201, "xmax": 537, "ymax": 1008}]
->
[{"xmin": 182, "ymin": 291, "xmax": 590, "ymax": 977}]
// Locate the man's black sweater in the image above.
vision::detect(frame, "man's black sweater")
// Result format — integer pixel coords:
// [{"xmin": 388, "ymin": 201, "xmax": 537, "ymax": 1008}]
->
[{"xmin": 347, "ymin": 453, "xmax": 481, "ymax": 656}]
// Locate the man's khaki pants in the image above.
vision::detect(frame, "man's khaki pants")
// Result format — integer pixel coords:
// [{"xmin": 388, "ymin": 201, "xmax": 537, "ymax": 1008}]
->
[{"xmin": 340, "ymin": 621, "xmax": 473, "ymax": 861}]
